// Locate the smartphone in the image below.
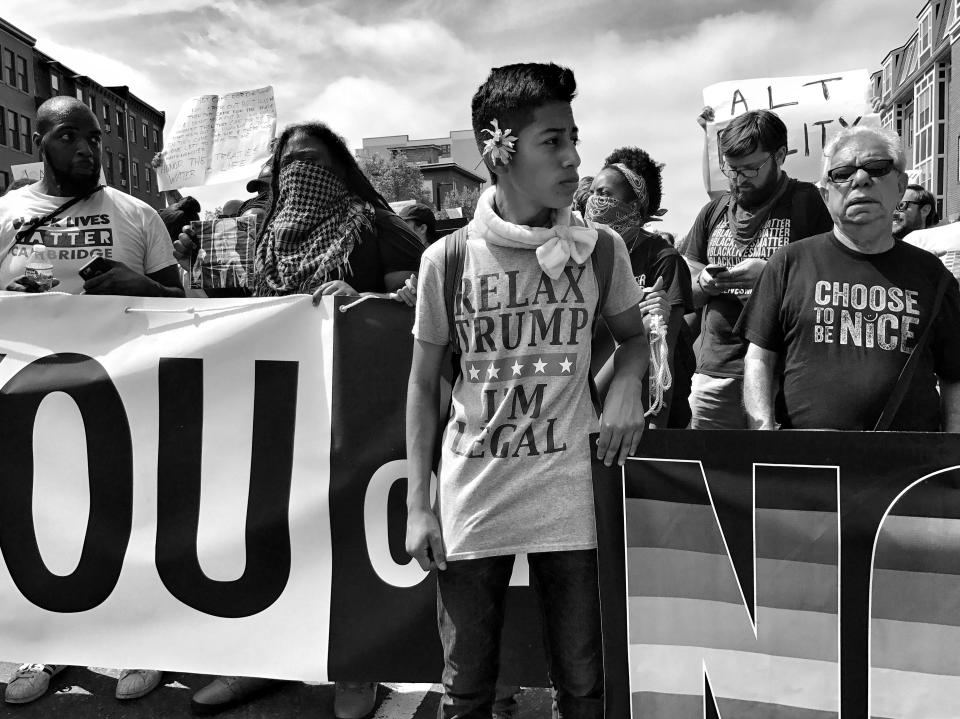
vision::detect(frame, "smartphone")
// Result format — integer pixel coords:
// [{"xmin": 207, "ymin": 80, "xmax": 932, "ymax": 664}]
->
[
  {"xmin": 705, "ymin": 263, "xmax": 728, "ymax": 275},
  {"xmin": 79, "ymin": 256, "xmax": 111, "ymax": 280}
]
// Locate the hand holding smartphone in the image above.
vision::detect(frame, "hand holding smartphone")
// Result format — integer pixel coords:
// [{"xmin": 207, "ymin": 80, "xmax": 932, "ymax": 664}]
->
[{"xmin": 78, "ymin": 256, "xmax": 111, "ymax": 281}]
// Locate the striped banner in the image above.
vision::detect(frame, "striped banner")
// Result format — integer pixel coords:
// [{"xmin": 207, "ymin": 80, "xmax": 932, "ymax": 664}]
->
[{"xmin": 593, "ymin": 430, "xmax": 960, "ymax": 718}]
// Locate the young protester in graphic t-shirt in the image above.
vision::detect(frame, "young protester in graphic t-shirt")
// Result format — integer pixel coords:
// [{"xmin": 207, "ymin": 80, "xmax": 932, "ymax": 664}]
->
[
  {"xmin": 741, "ymin": 126, "xmax": 960, "ymax": 431},
  {"xmin": 0, "ymin": 96, "xmax": 182, "ymax": 709},
  {"xmin": 681, "ymin": 109, "xmax": 832, "ymax": 429},
  {"xmin": 406, "ymin": 63, "xmax": 648, "ymax": 718},
  {"xmin": 584, "ymin": 146, "xmax": 694, "ymax": 427}
]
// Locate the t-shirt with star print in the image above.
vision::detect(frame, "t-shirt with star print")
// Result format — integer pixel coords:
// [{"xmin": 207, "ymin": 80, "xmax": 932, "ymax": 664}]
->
[{"xmin": 413, "ymin": 221, "xmax": 644, "ymax": 560}]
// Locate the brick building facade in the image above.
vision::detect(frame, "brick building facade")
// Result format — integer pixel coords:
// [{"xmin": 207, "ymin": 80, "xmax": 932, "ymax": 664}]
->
[{"xmin": 0, "ymin": 16, "xmax": 165, "ymax": 209}]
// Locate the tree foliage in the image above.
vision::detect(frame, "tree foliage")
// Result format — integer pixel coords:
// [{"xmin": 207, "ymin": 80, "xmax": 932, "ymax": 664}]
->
[
  {"xmin": 358, "ymin": 152, "xmax": 429, "ymax": 203},
  {"xmin": 442, "ymin": 185, "xmax": 482, "ymax": 220}
]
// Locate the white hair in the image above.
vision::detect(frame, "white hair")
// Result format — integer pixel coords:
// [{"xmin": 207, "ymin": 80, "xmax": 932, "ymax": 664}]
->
[{"xmin": 821, "ymin": 125, "xmax": 906, "ymax": 181}]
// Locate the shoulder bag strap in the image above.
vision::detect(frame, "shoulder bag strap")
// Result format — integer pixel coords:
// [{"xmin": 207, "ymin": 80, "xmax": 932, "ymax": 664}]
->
[
  {"xmin": 443, "ymin": 225, "xmax": 469, "ymax": 355},
  {"xmin": 15, "ymin": 185, "xmax": 105, "ymax": 243},
  {"xmin": 874, "ymin": 271, "xmax": 952, "ymax": 431}
]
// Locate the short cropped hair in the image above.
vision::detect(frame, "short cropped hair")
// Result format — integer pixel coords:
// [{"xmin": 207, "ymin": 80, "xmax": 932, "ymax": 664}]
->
[
  {"xmin": 471, "ymin": 63, "xmax": 577, "ymax": 184},
  {"xmin": 907, "ymin": 183, "xmax": 940, "ymax": 227},
  {"xmin": 719, "ymin": 109, "xmax": 788, "ymax": 159},
  {"xmin": 821, "ymin": 125, "xmax": 906, "ymax": 181}
]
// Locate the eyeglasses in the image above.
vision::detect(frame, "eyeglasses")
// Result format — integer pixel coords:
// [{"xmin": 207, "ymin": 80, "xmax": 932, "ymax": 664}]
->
[
  {"xmin": 720, "ymin": 154, "xmax": 774, "ymax": 179},
  {"xmin": 895, "ymin": 200, "xmax": 924, "ymax": 212},
  {"xmin": 826, "ymin": 159, "xmax": 896, "ymax": 184}
]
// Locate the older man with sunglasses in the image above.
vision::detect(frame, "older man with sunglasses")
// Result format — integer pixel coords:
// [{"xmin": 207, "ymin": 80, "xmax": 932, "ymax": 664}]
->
[
  {"xmin": 681, "ymin": 109, "xmax": 832, "ymax": 429},
  {"xmin": 740, "ymin": 126, "xmax": 960, "ymax": 432}
]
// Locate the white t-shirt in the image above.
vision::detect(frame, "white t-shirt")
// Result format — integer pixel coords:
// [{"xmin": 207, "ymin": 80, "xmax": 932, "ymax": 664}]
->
[
  {"xmin": 904, "ymin": 223, "xmax": 960, "ymax": 281},
  {"xmin": 0, "ymin": 184, "xmax": 175, "ymax": 294},
  {"xmin": 413, "ymin": 222, "xmax": 644, "ymax": 561}
]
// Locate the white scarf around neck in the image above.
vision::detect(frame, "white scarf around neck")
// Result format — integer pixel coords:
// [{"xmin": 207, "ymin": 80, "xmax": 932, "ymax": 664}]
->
[{"xmin": 471, "ymin": 186, "xmax": 598, "ymax": 279}]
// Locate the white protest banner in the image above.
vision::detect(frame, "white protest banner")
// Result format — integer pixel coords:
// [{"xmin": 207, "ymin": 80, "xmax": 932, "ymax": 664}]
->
[
  {"xmin": 156, "ymin": 86, "xmax": 277, "ymax": 191},
  {"xmin": 702, "ymin": 69, "xmax": 878, "ymax": 194},
  {"xmin": 0, "ymin": 292, "xmax": 332, "ymax": 680}
]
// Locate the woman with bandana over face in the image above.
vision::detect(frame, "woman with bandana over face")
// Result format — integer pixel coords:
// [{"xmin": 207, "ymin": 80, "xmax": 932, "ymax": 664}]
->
[
  {"xmin": 180, "ymin": 122, "xmax": 425, "ymax": 719},
  {"xmin": 585, "ymin": 147, "xmax": 694, "ymax": 428},
  {"xmin": 175, "ymin": 121, "xmax": 425, "ymax": 308}
]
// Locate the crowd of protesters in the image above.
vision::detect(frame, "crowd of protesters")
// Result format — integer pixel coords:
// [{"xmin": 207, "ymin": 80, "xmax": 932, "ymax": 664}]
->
[{"xmin": 1, "ymin": 58, "xmax": 960, "ymax": 719}]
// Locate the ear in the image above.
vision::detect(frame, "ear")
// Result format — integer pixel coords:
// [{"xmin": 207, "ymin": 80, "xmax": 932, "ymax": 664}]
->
[
  {"xmin": 485, "ymin": 153, "xmax": 508, "ymax": 181},
  {"xmin": 896, "ymin": 171, "xmax": 908, "ymax": 196},
  {"xmin": 774, "ymin": 145, "xmax": 789, "ymax": 166},
  {"xmin": 921, "ymin": 204, "xmax": 932, "ymax": 220},
  {"xmin": 32, "ymin": 131, "xmax": 41, "ymax": 153}
]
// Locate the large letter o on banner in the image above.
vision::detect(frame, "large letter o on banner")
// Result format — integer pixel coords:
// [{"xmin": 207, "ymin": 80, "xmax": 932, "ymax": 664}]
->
[
  {"xmin": 0, "ymin": 353, "xmax": 133, "ymax": 612},
  {"xmin": 364, "ymin": 460, "xmax": 435, "ymax": 588}
]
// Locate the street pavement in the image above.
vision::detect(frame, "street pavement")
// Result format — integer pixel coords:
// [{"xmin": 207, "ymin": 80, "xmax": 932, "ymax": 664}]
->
[{"xmin": 0, "ymin": 663, "xmax": 554, "ymax": 718}]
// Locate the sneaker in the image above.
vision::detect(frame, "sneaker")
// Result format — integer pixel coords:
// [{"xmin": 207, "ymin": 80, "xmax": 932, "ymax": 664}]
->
[
  {"xmin": 190, "ymin": 676, "xmax": 282, "ymax": 715},
  {"xmin": 333, "ymin": 681, "xmax": 378, "ymax": 719},
  {"xmin": 4, "ymin": 664, "xmax": 65, "ymax": 704},
  {"xmin": 115, "ymin": 669, "xmax": 164, "ymax": 700}
]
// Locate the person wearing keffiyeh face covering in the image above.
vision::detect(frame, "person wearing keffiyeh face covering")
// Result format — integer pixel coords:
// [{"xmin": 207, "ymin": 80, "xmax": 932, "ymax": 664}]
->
[
  {"xmin": 174, "ymin": 122, "xmax": 425, "ymax": 309},
  {"xmin": 585, "ymin": 147, "xmax": 694, "ymax": 428},
  {"xmin": 186, "ymin": 122, "xmax": 424, "ymax": 719}
]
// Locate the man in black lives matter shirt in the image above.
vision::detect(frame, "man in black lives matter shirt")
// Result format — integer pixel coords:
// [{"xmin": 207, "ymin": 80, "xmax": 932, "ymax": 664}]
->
[{"xmin": 741, "ymin": 126, "xmax": 960, "ymax": 431}]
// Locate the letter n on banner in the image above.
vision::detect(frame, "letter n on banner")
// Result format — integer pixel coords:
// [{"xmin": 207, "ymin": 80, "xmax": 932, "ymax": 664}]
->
[{"xmin": 594, "ymin": 440, "xmax": 839, "ymax": 718}]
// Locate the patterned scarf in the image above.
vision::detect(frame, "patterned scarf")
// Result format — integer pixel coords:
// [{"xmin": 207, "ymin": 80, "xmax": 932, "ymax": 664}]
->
[{"xmin": 254, "ymin": 161, "xmax": 374, "ymax": 296}]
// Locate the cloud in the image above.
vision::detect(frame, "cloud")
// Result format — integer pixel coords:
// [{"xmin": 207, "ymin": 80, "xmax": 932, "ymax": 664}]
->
[{"xmin": 2, "ymin": 0, "xmax": 925, "ymax": 230}]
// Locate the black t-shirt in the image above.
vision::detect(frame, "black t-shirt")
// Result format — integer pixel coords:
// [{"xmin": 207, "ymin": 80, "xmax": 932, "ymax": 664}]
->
[
  {"xmin": 335, "ymin": 208, "xmax": 425, "ymax": 293},
  {"xmin": 682, "ymin": 178, "xmax": 833, "ymax": 378},
  {"xmin": 740, "ymin": 232, "xmax": 960, "ymax": 430},
  {"xmin": 591, "ymin": 230, "xmax": 694, "ymax": 405}
]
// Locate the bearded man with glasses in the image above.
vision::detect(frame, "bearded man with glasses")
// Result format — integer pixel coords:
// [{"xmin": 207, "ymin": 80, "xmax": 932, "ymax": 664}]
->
[
  {"xmin": 680, "ymin": 109, "xmax": 832, "ymax": 429},
  {"xmin": 740, "ymin": 126, "xmax": 960, "ymax": 432}
]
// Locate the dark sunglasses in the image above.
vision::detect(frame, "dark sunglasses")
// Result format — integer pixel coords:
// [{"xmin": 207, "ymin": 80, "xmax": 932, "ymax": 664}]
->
[{"xmin": 826, "ymin": 159, "xmax": 896, "ymax": 184}]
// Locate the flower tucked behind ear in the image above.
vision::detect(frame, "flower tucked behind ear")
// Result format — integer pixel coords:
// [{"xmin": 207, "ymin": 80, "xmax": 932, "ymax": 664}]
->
[{"xmin": 481, "ymin": 119, "xmax": 518, "ymax": 166}]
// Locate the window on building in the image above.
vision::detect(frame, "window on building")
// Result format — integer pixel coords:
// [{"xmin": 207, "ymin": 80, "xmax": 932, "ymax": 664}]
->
[
  {"xmin": 0, "ymin": 171, "xmax": 8, "ymax": 195},
  {"xmin": 145, "ymin": 166, "xmax": 151, "ymax": 192},
  {"xmin": 105, "ymin": 148, "xmax": 114, "ymax": 184},
  {"xmin": 103, "ymin": 102, "xmax": 111, "ymax": 133},
  {"xmin": 119, "ymin": 153, "xmax": 128, "ymax": 186},
  {"xmin": 20, "ymin": 115, "xmax": 30, "ymax": 154},
  {"xmin": 132, "ymin": 159, "xmax": 140, "ymax": 190},
  {"xmin": 7, "ymin": 111, "xmax": 19, "ymax": 150},
  {"xmin": 0, "ymin": 106, "xmax": 6, "ymax": 146},
  {"xmin": 50, "ymin": 71, "xmax": 60, "ymax": 94},
  {"xmin": 919, "ymin": 6, "xmax": 933, "ymax": 56},
  {"xmin": 152, "ymin": 128, "xmax": 159, "ymax": 150},
  {"xmin": 142, "ymin": 121, "xmax": 148, "ymax": 149},
  {"xmin": 3, "ymin": 50, "xmax": 14, "ymax": 87},
  {"xmin": 15, "ymin": 56, "xmax": 27, "ymax": 92},
  {"xmin": 76, "ymin": 87, "xmax": 84, "ymax": 103},
  {"xmin": 128, "ymin": 114, "xmax": 136, "ymax": 143},
  {"xmin": 914, "ymin": 68, "xmax": 936, "ymax": 189},
  {"xmin": 117, "ymin": 110, "xmax": 125, "ymax": 138},
  {"xmin": 882, "ymin": 58, "xmax": 893, "ymax": 96},
  {"xmin": 89, "ymin": 95, "xmax": 96, "ymax": 115}
]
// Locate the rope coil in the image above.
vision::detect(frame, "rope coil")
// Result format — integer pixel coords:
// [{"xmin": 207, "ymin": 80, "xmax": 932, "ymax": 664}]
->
[{"xmin": 645, "ymin": 312, "xmax": 672, "ymax": 417}]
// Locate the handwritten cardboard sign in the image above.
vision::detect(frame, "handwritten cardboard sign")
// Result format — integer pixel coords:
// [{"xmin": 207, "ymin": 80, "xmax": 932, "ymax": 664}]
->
[
  {"xmin": 702, "ymin": 70, "xmax": 878, "ymax": 194},
  {"xmin": 157, "ymin": 86, "xmax": 277, "ymax": 191}
]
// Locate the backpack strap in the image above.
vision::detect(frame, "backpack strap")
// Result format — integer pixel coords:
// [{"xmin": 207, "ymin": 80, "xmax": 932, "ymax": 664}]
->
[
  {"xmin": 705, "ymin": 194, "xmax": 730, "ymax": 236},
  {"xmin": 590, "ymin": 228, "xmax": 615, "ymax": 320},
  {"xmin": 443, "ymin": 225, "xmax": 469, "ymax": 355}
]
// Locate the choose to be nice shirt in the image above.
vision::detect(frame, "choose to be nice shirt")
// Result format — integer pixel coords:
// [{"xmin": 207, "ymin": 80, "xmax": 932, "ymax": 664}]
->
[
  {"xmin": 413, "ymin": 225, "xmax": 643, "ymax": 560},
  {"xmin": 740, "ymin": 232, "xmax": 960, "ymax": 430},
  {"xmin": 0, "ymin": 184, "xmax": 174, "ymax": 295}
]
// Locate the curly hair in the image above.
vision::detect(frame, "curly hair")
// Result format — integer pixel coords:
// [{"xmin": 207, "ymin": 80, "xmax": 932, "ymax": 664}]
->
[{"xmin": 602, "ymin": 146, "xmax": 664, "ymax": 216}]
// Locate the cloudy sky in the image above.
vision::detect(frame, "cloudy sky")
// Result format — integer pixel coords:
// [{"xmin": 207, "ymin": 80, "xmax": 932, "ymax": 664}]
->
[{"xmin": 5, "ymin": 1, "xmax": 922, "ymax": 233}]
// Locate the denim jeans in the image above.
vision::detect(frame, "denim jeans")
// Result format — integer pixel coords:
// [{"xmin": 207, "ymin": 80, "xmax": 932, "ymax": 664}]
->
[{"xmin": 436, "ymin": 550, "xmax": 603, "ymax": 719}]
